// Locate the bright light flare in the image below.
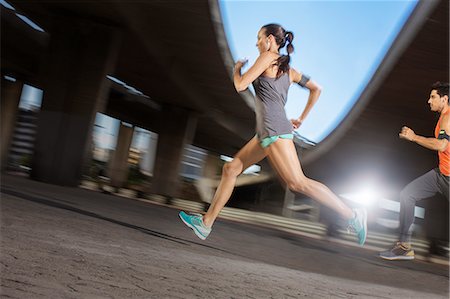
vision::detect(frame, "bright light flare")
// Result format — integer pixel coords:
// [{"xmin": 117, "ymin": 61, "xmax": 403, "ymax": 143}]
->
[{"xmin": 340, "ymin": 186, "xmax": 378, "ymax": 207}]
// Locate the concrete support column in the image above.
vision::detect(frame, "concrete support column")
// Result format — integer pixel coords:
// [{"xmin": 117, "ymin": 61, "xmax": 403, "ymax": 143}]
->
[
  {"xmin": 108, "ymin": 122, "xmax": 134, "ymax": 188},
  {"xmin": 282, "ymin": 188, "xmax": 295, "ymax": 218},
  {"xmin": 1, "ymin": 79, "xmax": 23, "ymax": 172},
  {"xmin": 195, "ymin": 153, "xmax": 220, "ymax": 204},
  {"xmin": 203, "ymin": 153, "xmax": 221, "ymax": 181},
  {"xmin": 151, "ymin": 106, "xmax": 197, "ymax": 198},
  {"xmin": 140, "ymin": 131, "xmax": 158, "ymax": 176},
  {"xmin": 31, "ymin": 18, "xmax": 121, "ymax": 186}
]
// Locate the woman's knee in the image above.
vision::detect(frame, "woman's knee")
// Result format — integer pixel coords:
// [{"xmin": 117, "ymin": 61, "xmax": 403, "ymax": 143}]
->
[
  {"xmin": 222, "ymin": 160, "xmax": 243, "ymax": 178},
  {"xmin": 287, "ymin": 177, "xmax": 309, "ymax": 194}
]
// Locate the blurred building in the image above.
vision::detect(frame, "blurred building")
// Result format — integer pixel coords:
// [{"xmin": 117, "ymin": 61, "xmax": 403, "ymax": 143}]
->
[
  {"xmin": 180, "ymin": 145, "xmax": 207, "ymax": 181},
  {"xmin": 92, "ymin": 147, "xmax": 110, "ymax": 163},
  {"xmin": 128, "ymin": 148, "xmax": 140, "ymax": 166},
  {"xmin": 7, "ymin": 108, "xmax": 38, "ymax": 172}
]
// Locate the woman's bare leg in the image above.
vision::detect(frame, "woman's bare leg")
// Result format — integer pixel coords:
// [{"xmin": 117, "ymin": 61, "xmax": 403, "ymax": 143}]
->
[
  {"xmin": 265, "ymin": 138, "xmax": 353, "ymax": 220},
  {"xmin": 203, "ymin": 136, "xmax": 267, "ymax": 227}
]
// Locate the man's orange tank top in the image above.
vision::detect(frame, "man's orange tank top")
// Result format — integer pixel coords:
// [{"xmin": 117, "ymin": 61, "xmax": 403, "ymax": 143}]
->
[{"xmin": 435, "ymin": 109, "xmax": 450, "ymax": 176}]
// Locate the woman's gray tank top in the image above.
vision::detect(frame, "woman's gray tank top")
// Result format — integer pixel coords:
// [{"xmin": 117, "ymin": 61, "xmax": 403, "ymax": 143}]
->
[{"xmin": 252, "ymin": 72, "xmax": 292, "ymax": 140}]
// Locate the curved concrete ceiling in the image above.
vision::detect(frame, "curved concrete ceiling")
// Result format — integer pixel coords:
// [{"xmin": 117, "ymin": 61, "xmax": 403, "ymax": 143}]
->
[
  {"xmin": 2, "ymin": 0, "xmax": 448, "ymax": 184},
  {"xmin": 2, "ymin": 0, "xmax": 256, "ymax": 156}
]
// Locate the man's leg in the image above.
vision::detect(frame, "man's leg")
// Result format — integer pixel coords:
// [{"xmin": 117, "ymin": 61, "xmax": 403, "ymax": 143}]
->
[
  {"xmin": 436, "ymin": 169, "xmax": 449, "ymax": 200},
  {"xmin": 398, "ymin": 169, "xmax": 441, "ymax": 243},
  {"xmin": 380, "ymin": 169, "xmax": 440, "ymax": 260}
]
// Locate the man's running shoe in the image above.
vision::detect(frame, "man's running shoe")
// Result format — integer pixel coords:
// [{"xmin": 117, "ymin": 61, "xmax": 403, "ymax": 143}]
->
[
  {"xmin": 347, "ymin": 208, "xmax": 368, "ymax": 246},
  {"xmin": 179, "ymin": 211, "xmax": 211, "ymax": 240},
  {"xmin": 379, "ymin": 242, "xmax": 415, "ymax": 260}
]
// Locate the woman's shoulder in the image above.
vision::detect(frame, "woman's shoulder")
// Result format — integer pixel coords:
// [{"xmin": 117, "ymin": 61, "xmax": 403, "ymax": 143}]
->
[
  {"xmin": 257, "ymin": 51, "xmax": 280, "ymax": 62},
  {"xmin": 259, "ymin": 71, "xmax": 289, "ymax": 81}
]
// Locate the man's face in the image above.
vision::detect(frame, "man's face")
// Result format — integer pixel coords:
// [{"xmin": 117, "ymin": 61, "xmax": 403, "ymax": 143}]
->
[{"xmin": 427, "ymin": 90, "xmax": 447, "ymax": 112}]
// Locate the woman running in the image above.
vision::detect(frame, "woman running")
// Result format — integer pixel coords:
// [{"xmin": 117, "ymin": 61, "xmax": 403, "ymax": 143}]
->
[{"xmin": 179, "ymin": 23, "xmax": 367, "ymax": 245}]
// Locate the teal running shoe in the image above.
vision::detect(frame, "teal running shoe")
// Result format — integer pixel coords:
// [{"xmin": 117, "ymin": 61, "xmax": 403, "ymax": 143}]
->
[
  {"xmin": 179, "ymin": 211, "xmax": 211, "ymax": 240},
  {"xmin": 347, "ymin": 208, "xmax": 367, "ymax": 246}
]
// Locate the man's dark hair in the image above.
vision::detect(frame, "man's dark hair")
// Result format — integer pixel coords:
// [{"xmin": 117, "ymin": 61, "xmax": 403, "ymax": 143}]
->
[{"xmin": 431, "ymin": 81, "xmax": 449, "ymax": 98}]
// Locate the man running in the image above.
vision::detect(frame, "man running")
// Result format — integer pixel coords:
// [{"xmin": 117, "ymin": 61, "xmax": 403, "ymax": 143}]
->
[{"xmin": 380, "ymin": 81, "xmax": 449, "ymax": 260}]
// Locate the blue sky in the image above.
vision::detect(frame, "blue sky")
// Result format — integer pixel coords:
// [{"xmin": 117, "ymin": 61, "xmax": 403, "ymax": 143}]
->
[{"xmin": 219, "ymin": 0, "xmax": 417, "ymax": 142}]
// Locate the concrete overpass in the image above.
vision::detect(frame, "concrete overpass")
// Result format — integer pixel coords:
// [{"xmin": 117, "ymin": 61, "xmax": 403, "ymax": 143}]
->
[
  {"xmin": 1, "ymin": 0, "xmax": 448, "ymax": 209},
  {"xmin": 2, "ymin": 0, "xmax": 257, "ymax": 197}
]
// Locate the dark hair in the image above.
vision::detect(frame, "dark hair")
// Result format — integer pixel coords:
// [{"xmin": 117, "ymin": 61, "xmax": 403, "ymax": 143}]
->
[
  {"xmin": 261, "ymin": 23, "xmax": 294, "ymax": 78},
  {"xmin": 431, "ymin": 81, "xmax": 449, "ymax": 98}
]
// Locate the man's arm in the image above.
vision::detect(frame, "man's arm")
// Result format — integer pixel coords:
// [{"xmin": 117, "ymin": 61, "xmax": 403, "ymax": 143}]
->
[
  {"xmin": 400, "ymin": 114, "xmax": 449, "ymax": 152},
  {"xmin": 411, "ymin": 134, "xmax": 448, "ymax": 152}
]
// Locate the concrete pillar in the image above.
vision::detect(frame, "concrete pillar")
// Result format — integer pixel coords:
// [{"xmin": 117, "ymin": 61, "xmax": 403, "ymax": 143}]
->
[
  {"xmin": 108, "ymin": 122, "xmax": 134, "ymax": 188},
  {"xmin": 282, "ymin": 188, "xmax": 295, "ymax": 218},
  {"xmin": 31, "ymin": 18, "xmax": 121, "ymax": 186},
  {"xmin": 140, "ymin": 131, "xmax": 158, "ymax": 176},
  {"xmin": 204, "ymin": 153, "xmax": 220, "ymax": 177},
  {"xmin": 1, "ymin": 79, "xmax": 23, "ymax": 172},
  {"xmin": 195, "ymin": 153, "xmax": 221, "ymax": 204},
  {"xmin": 151, "ymin": 106, "xmax": 197, "ymax": 198}
]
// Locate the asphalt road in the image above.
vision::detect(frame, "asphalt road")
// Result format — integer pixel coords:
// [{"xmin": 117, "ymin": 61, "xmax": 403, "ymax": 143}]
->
[{"xmin": 1, "ymin": 175, "xmax": 449, "ymax": 298}]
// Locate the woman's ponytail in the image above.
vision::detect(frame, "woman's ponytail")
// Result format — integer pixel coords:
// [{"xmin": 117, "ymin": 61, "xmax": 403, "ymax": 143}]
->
[
  {"xmin": 261, "ymin": 24, "xmax": 295, "ymax": 78},
  {"xmin": 276, "ymin": 30, "xmax": 294, "ymax": 78},
  {"xmin": 285, "ymin": 31, "xmax": 294, "ymax": 55}
]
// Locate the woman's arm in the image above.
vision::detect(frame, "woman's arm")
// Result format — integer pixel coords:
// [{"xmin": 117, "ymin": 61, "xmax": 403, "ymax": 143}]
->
[
  {"xmin": 233, "ymin": 52, "xmax": 278, "ymax": 92},
  {"xmin": 290, "ymin": 68, "xmax": 322, "ymax": 128}
]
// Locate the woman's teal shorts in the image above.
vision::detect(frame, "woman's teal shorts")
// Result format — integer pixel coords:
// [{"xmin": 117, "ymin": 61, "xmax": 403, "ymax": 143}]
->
[{"xmin": 260, "ymin": 134, "xmax": 293, "ymax": 148}]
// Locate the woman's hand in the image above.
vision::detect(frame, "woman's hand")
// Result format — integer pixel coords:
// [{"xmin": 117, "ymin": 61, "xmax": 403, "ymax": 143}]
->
[
  {"xmin": 234, "ymin": 58, "xmax": 248, "ymax": 70},
  {"xmin": 291, "ymin": 118, "xmax": 303, "ymax": 129}
]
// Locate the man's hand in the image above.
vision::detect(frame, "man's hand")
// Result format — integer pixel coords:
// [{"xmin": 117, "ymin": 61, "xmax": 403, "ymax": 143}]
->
[{"xmin": 399, "ymin": 126, "xmax": 416, "ymax": 142}]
